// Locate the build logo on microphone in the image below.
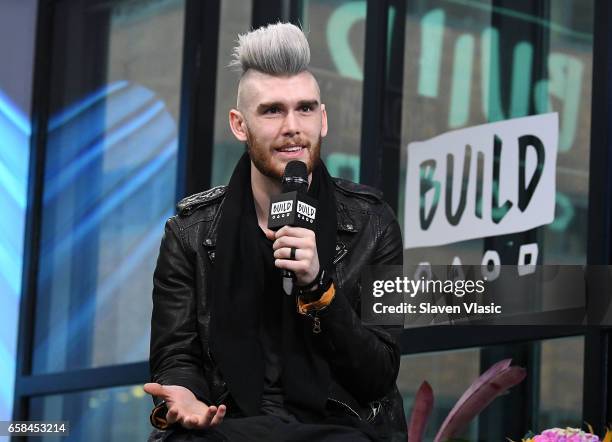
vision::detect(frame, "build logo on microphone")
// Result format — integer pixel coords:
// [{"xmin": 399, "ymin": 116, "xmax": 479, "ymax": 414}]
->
[
  {"xmin": 271, "ymin": 200, "xmax": 293, "ymax": 219},
  {"xmin": 297, "ymin": 201, "xmax": 316, "ymax": 223}
]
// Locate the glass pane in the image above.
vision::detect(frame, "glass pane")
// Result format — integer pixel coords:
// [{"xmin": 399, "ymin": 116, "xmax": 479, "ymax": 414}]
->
[
  {"xmin": 211, "ymin": 0, "xmax": 366, "ymax": 185},
  {"xmin": 301, "ymin": 0, "xmax": 366, "ymax": 182},
  {"xmin": 399, "ymin": 348, "xmax": 481, "ymax": 441},
  {"xmin": 32, "ymin": 0, "xmax": 185, "ymax": 373},
  {"xmin": 211, "ymin": 0, "xmax": 253, "ymax": 186},
  {"xmin": 541, "ymin": 1, "xmax": 593, "ymax": 264},
  {"xmin": 28, "ymin": 385, "xmax": 151, "ymax": 442},
  {"xmin": 400, "ymin": 337, "xmax": 584, "ymax": 440},
  {"xmin": 399, "ymin": 0, "xmax": 593, "ymax": 265},
  {"xmin": 0, "ymin": 0, "xmax": 37, "ymax": 421},
  {"xmin": 538, "ymin": 336, "xmax": 584, "ymax": 430}
]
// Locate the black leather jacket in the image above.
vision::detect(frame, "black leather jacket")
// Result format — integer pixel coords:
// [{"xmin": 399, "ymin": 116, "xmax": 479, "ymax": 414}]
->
[{"xmin": 149, "ymin": 177, "xmax": 407, "ymax": 441}]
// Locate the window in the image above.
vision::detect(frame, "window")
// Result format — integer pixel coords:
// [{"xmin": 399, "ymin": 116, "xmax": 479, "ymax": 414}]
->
[
  {"xmin": 399, "ymin": 336, "xmax": 584, "ymax": 440},
  {"xmin": 29, "ymin": 385, "xmax": 151, "ymax": 442},
  {"xmin": 32, "ymin": 0, "xmax": 186, "ymax": 374},
  {"xmin": 301, "ymin": 0, "xmax": 366, "ymax": 182},
  {"xmin": 211, "ymin": 0, "xmax": 254, "ymax": 186},
  {"xmin": 399, "ymin": 0, "xmax": 593, "ymax": 265}
]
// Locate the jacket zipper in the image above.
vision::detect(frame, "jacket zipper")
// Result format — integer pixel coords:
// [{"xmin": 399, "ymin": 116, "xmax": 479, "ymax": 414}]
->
[
  {"xmin": 333, "ymin": 243, "xmax": 348, "ymax": 264},
  {"xmin": 367, "ymin": 401, "xmax": 382, "ymax": 422},
  {"xmin": 327, "ymin": 397, "xmax": 362, "ymax": 420}
]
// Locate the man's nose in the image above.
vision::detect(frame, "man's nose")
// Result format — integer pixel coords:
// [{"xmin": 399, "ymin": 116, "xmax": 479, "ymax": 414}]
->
[{"xmin": 281, "ymin": 111, "xmax": 300, "ymax": 136}]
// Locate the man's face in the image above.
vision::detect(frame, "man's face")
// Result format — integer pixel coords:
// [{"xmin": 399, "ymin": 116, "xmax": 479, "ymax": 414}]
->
[{"xmin": 229, "ymin": 70, "xmax": 328, "ymax": 179}]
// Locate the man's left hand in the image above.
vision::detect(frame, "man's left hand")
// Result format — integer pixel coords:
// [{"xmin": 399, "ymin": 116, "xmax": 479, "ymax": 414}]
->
[{"xmin": 265, "ymin": 226, "xmax": 319, "ymax": 286}]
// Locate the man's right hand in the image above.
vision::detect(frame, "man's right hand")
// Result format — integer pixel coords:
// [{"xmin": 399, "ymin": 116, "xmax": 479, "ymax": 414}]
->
[{"xmin": 144, "ymin": 383, "xmax": 226, "ymax": 430}]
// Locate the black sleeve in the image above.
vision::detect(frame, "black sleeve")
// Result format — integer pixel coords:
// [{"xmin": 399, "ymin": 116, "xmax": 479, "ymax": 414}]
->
[
  {"xmin": 149, "ymin": 217, "xmax": 211, "ymax": 405},
  {"xmin": 315, "ymin": 207, "xmax": 403, "ymax": 403}
]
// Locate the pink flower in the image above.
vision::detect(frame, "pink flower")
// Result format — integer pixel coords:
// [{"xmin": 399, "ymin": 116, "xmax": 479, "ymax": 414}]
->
[{"xmin": 531, "ymin": 428, "xmax": 599, "ymax": 442}]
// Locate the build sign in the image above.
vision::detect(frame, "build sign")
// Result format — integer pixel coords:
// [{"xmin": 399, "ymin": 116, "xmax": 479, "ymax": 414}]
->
[{"xmin": 404, "ymin": 113, "xmax": 559, "ymax": 249}]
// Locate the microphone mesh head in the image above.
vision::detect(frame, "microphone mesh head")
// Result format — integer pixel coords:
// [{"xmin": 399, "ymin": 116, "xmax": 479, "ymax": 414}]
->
[{"xmin": 282, "ymin": 161, "xmax": 309, "ymax": 192}]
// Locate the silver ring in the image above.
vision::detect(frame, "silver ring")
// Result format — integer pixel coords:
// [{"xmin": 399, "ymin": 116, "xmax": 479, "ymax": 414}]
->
[{"xmin": 290, "ymin": 247, "xmax": 297, "ymax": 260}]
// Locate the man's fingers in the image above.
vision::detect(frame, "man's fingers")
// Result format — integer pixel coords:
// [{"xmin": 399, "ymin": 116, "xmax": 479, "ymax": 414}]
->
[
  {"xmin": 274, "ymin": 247, "xmax": 313, "ymax": 261},
  {"xmin": 263, "ymin": 228, "xmax": 276, "ymax": 240},
  {"xmin": 143, "ymin": 383, "xmax": 167, "ymax": 399},
  {"xmin": 194, "ymin": 406, "xmax": 214, "ymax": 429},
  {"xmin": 185, "ymin": 413, "xmax": 208, "ymax": 430},
  {"xmin": 183, "ymin": 404, "xmax": 223, "ymax": 430},
  {"xmin": 275, "ymin": 226, "xmax": 314, "ymax": 239},
  {"xmin": 167, "ymin": 403, "xmax": 223, "ymax": 430},
  {"xmin": 198, "ymin": 405, "xmax": 216, "ymax": 428},
  {"xmin": 166, "ymin": 406, "xmax": 179, "ymax": 425},
  {"xmin": 181, "ymin": 415, "xmax": 197, "ymax": 429},
  {"xmin": 210, "ymin": 405, "xmax": 226, "ymax": 427},
  {"xmin": 275, "ymin": 258, "xmax": 309, "ymax": 273},
  {"xmin": 272, "ymin": 236, "xmax": 309, "ymax": 251}
]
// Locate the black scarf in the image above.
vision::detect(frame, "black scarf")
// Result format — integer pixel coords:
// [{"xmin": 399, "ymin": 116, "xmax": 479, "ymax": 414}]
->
[{"xmin": 209, "ymin": 152, "xmax": 337, "ymax": 421}]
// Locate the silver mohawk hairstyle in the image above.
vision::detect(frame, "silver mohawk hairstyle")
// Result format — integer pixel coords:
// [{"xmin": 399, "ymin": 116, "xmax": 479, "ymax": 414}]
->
[{"xmin": 229, "ymin": 22, "xmax": 310, "ymax": 75}]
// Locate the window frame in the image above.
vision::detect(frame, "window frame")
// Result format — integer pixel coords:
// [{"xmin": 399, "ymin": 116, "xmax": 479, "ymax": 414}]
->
[{"xmin": 13, "ymin": 0, "xmax": 612, "ymax": 439}]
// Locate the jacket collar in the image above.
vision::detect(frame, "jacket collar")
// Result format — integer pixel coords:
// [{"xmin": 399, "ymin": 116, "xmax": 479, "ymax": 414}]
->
[{"xmin": 202, "ymin": 189, "xmax": 359, "ymax": 250}]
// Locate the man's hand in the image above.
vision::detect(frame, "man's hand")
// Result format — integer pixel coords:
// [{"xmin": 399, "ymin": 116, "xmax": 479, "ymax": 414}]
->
[
  {"xmin": 143, "ymin": 383, "xmax": 226, "ymax": 430},
  {"xmin": 265, "ymin": 226, "xmax": 319, "ymax": 286}
]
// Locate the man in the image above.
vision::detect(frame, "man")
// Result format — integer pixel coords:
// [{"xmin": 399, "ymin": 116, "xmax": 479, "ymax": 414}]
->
[{"xmin": 145, "ymin": 23, "xmax": 406, "ymax": 441}]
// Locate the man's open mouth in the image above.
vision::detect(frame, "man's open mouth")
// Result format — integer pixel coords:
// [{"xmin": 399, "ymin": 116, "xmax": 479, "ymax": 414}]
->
[{"xmin": 276, "ymin": 145, "xmax": 306, "ymax": 153}]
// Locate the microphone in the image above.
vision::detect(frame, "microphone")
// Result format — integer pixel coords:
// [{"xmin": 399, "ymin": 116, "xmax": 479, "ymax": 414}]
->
[{"xmin": 268, "ymin": 161, "xmax": 318, "ymax": 295}]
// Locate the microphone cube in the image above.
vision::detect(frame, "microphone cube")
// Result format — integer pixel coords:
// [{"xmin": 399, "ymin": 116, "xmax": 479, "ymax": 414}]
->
[{"xmin": 268, "ymin": 191, "xmax": 318, "ymax": 231}]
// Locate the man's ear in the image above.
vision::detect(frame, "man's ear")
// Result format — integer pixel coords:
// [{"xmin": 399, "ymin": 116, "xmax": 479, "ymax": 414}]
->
[
  {"xmin": 229, "ymin": 109, "xmax": 248, "ymax": 142},
  {"xmin": 320, "ymin": 103, "xmax": 328, "ymax": 138}
]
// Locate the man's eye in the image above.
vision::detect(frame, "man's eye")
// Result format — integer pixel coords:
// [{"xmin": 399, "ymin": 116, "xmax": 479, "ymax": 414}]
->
[
  {"xmin": 265, "ymin": 106, "xmax": 280, "ymax": 114},
  {"xmin": 300, "ymin": 105, "xmax": 313, "ymax": 112}
]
